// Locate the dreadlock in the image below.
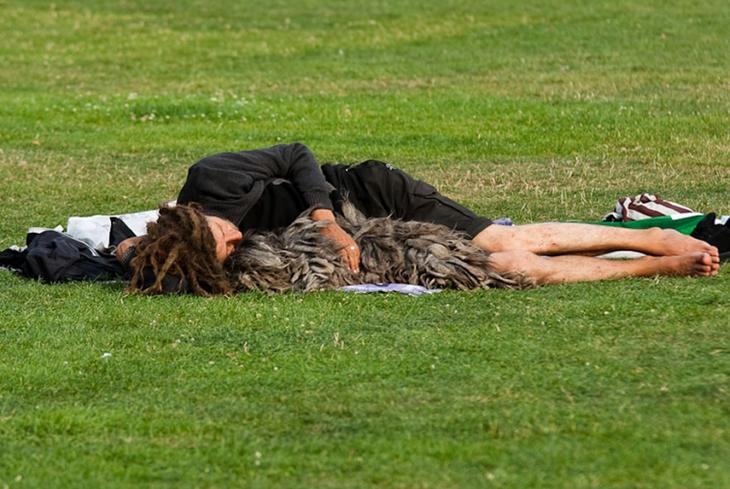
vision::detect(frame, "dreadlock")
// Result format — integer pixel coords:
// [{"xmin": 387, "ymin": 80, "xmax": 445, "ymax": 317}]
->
[{"xmin": 127, "ymin": 203, "xmax": 232, "ymax": 296}]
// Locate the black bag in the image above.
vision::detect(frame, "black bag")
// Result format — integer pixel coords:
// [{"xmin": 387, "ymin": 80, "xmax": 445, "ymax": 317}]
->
[
  {"xmin": 0, "ymin": 230, "xmax": 125, "ymax": 282},
  {"xmin": 691, "ymin": 213, "xmax": 730, "ymax": 261}
]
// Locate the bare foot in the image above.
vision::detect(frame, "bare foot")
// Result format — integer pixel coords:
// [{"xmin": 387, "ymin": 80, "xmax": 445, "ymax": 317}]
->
[
  {"xmin": 649, "ymin": 228, "xmax": 720, "ymax": 261},
  {"xmin": 658, "ymin": 252, "xmax": 718, "ymax": 277}
]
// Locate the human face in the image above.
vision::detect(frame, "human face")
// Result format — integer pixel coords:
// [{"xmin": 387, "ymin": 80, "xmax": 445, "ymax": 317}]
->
[{"xmin": 204, "ymin": 215, "xmax": 243, "ymax": 263}]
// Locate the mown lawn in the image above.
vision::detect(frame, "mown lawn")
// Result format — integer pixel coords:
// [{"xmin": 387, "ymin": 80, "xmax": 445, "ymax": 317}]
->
[{"xmin": 1, "ymin": 1, "xmax": 728, "ymax": 487}]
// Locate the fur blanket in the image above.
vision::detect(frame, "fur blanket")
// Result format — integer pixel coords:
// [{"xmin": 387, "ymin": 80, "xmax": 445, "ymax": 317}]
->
[{"xmin": 227, "ymin": 203, "xmax": 531, "ymax": 292}]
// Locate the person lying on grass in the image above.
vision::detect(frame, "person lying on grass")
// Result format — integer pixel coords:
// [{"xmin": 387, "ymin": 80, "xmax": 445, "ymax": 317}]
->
[{"xmin": 116, "ymin": 143, "xmax": 720, "ymax": 295}]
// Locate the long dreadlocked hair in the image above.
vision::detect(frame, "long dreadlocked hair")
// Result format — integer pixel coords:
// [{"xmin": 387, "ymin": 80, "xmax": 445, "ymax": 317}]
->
[{"xmin": 127, "ymin": 203, "xmax": 232, "ymax": 296}]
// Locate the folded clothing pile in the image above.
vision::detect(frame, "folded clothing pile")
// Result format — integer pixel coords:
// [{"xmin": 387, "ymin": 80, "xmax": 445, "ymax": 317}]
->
[
  {"xmin": 691, "ymin": 213, "xmax": 730, "ymax": 261},
  {"xmin": 603, "ymin": 193, "xmax": 730, "ymax": 260}
]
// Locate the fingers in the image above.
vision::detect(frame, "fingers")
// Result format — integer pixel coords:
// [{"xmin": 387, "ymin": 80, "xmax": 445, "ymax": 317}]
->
[
  {"xmin": 350, "ymin": 244, "xmax": 360, "ymax": 273},
  {"xmin": 342, "ymin": 243, "xmax": 360, "ymax": 273},
  {"xmin": 320, "ymin": 221, "xmax": 360, "ymax": 272}
]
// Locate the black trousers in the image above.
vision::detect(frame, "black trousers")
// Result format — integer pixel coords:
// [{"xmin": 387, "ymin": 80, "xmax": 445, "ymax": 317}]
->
[{"xmin": 322, "ymin": 160, "xmax": 492, "ymax": 239}]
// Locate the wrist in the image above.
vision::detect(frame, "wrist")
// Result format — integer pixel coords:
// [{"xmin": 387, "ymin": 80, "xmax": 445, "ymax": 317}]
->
[{"xmin": 310, "ymin": 208, "xmax": 336, "ymax": 221}]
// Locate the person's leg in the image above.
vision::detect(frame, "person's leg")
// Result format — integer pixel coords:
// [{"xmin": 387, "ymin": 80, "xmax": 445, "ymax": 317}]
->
[
  {"xmin": 328, "ymin": 162, "xmax": 719, "ymax": 262},
  {"xmin": 489, "ymin": 250, "xmax": 717, "ymax": 285},
  {"xmin": 474, "ymin": 222, "xmax": 719, "ymax": 261},
  {"xmin": 322, "ymin": 161, "xmax": 493, "ymax": 237}
]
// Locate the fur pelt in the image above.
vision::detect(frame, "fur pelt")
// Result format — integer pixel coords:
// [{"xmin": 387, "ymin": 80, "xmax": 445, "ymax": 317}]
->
[{"xmin": 227, "ymin": 203, "xmax": 532, "ymax": 292}]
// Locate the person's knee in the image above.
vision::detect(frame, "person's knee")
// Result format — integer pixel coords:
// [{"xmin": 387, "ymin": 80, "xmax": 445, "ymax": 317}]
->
[
  {"xmin": 488, "ymin": 250, "xmax": 544, "ymax": 285},
  {"xmin": 473, "ymin": 224, "xmax": 516, "ymax": 252}
]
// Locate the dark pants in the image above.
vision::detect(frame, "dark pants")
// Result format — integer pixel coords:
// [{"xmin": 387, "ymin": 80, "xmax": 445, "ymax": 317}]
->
[{"xmin": 322, "ymin": 160, "xmax": 492, "ymax": 239}]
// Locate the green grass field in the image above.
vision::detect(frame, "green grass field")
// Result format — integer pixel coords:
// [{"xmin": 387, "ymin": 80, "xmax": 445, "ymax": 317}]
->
[{"xmin": 1, "ymin": 1, "xmax": 728, "ymax": 487}]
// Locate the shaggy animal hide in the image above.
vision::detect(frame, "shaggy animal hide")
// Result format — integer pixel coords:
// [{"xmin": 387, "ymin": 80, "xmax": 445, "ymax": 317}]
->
[{"xmin": 227, "ymin": 203, "xmax": 532, "ymax": 292}]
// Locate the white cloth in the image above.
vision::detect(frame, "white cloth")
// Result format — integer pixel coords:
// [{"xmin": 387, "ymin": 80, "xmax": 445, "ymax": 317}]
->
[
  {"xmin": 66, "ymin": 209, "xmax": 161, "ymax": 250},
  {"xmin": 340, "ymin": 284, "xmax": 442, "ymax": 296}
]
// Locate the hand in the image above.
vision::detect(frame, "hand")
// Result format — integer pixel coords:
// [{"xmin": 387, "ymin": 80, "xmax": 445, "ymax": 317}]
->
[
  {"xmin": 311, "ymin": 209, "xmax": 360, "ymax": 273},
  {"xmin": 115, "ymin": 236, "xmax": 142, "ymax": 262}
]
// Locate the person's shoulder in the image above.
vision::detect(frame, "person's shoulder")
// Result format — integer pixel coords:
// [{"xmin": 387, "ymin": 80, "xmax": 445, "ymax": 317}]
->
[
  {"xmin": 191, "ymin": 151, "xmax": 240, "ymax": 167},
  {"xmin": 271, "ymin": 141, "xmax": 312, "ymax": 153},
  {"xmin": 241, "ymin": 142, "xmax": 315, "ymax": 162},
  {"xmin": 187, "ymin": 143, "xmax": 315, "ymax": 171}
]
